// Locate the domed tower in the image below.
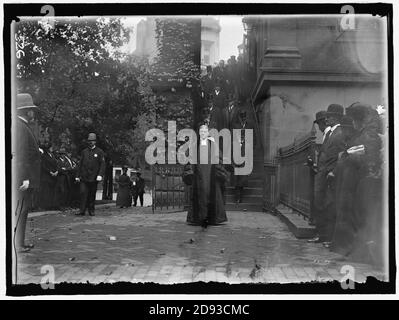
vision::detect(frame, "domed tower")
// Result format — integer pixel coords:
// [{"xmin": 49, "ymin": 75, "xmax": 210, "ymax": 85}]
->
[{"xmin": 201, "ymin": 17, "xmax": 221, "ymax": 67}]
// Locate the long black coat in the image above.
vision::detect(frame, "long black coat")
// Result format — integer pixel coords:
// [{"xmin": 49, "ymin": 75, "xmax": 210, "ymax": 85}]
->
[
  {"xmin": 185, "ymin": 139, "xmax": 228, "ymax": 225},
  {"xmin": 13, "ymin": 117, "xmax": 41, "ymax": 190},
  {"xmin": 210, "ymin": 91, "xmax": 228, "ymax": 131},
  {"xmin": 116, "ymin": 174, "xmax": 132, "ymax": 207},
  {"xmin": 77, "ymin": 146, "xmax": 105, "ymax": 182},
  {"xmin": 39, "ymin": 150, "xmax": 57, "ymax": 209},
  {"xmin": 40, "ymin": 150, "xmax": 57, "ymax": 183},
  {"xmin": 318, "ymin": 126, "xmax": 346, "ymax": 174},
  {"xmin": 331, "ymin": 123, "xmax": 383, "ymax": 263}
]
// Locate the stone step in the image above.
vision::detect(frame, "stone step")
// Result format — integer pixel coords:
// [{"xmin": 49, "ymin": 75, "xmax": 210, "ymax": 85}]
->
[
  {"xmin": 225, "ymin": 187, "xmax": 263, "ymax": 196},
  {"xmin": 226, "ymin": 194, "xmax": 263, "ymax": 204},
  {"xmin": 225, "ymin": 203, "xmax": 263, "ymax": 212},
  {"xmin": 275, "ymin": 205, "xmax": 316, "ymax": 239}
]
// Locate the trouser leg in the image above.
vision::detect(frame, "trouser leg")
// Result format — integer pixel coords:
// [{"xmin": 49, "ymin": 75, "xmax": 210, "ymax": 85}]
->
[
  {"xmin": 326, "ymin": 178, "xmax": 337, "ymax": 242},
  {"xmin": 139, "ymin": 193, "xmax": 144, "ymax": 206},
  {"xmin": 79, "ymin": 181, "xmax": 89, "ymax": 214},
  {"xmin": 102, "ymin": 174, "xmax": 108, "ymax": 200},
  {"xmin": 14, "ymin": 190, "xmax": 32, "ymax": 248},
  {"xmin": 314, "ymin": 171, "xmax": 328, "ymax": 239},
  {"xmin": 107, "ymin": 171, "xmax": 113, "ymax": 199},
  {"xmin": 88, "ymin": 182, "xmax": 97, "ymax": 213}
]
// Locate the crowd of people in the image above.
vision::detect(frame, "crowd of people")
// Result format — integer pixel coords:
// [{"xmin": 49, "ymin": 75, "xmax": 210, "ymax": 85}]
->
[
  {"xmin": 310, "ymin": 102, "xmax": 386, "ymax": 266},
  {"xmin": 197, "ymin": 56, "xmax": 253, "ymax": 133},
  {"xmin": 13, "ymin": 84, "xmax": 387, "ymax": 268},
  {"xmin": 12, "ymin": 93, "xmax": 145, "ymax": 253},
  {"xmin": 36, "ymin": 142, "xmax": 80, "ymax": 211}
]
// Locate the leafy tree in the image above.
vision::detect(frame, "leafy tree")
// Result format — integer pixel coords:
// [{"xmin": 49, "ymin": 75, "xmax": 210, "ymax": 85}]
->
[
  {"xmin": 152, "ymin": 18, "xmax": 200, "ymax": 84},
  {"xmin": 15, "ymin": 17, "xmax": 140, "ymax": 163},
  {"xmin": 150, "ymin": 18, "xmax": 201, "ymax": 131},
  {"xmin": 15, "ymin": 17, "xmax": 201, "ymax": 167}
]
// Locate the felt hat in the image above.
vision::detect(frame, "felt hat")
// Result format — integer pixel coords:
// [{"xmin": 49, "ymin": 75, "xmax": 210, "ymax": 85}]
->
[
  {"xmin": 17, "ymin": 93, "xmax": 38, "ymax": 110},
  {"xmin": 314, "ymin": 111, "xmax": 327, "ymax": 123},
  {"xmin": 326, "ymin": 104, "xmax": 344, "ymax": 117},
  {"xmin": 346, "ymin": 102, "xmax": 370, "ymax": 122}
]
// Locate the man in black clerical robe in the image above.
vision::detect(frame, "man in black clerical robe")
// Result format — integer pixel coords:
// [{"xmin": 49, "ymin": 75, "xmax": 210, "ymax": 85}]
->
[{"xmin": 184, "ymin": 124, "xmax": 228, "ymax": 228}]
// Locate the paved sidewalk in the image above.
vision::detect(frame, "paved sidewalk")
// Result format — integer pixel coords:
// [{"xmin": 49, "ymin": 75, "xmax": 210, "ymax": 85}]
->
[{"xmin": 15, "ymin": 206, "xmax": 387, "ymax": 285}]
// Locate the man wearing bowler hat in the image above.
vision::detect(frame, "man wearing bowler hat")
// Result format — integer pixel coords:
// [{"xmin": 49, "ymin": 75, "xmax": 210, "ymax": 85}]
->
[
  {"xmin": 75, "ymin": 133, "xmax": 105, "ymax": 216},
  {"xmin": 313, "ymin": 111, "xmax": 330, "ymax": 140},
  {"xmin": 309, "ymin": 104, "xmax": 346, "ymax": 246},
  {"xmin": 12, "ymin": 93, "xmax": 41, "ymax": 254}
]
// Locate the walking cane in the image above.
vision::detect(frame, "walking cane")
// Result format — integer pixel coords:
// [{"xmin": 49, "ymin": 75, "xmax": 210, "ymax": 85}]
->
[{"xmin": 13, "ymin": 197, "xmax": 24, "ymax": 284}]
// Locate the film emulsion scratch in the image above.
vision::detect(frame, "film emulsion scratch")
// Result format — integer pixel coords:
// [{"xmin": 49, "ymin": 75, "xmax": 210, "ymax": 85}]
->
[{"xmin": 9, "ymin": 6, "xmax": 391, "ymax": 293}]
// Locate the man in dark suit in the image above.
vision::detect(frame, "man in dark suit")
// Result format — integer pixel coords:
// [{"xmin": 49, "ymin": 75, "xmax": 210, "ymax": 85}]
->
[
  {"xmin": 309, "ymin": 104, "xmax": 346, "ymax": 245},
  {"xmin": 75, "ymin": 133, "xmax": 105, "ymax": 216},
  {"xmin": 38, "ymin": 142, "xmax": 58, "ymax": 210},
  {"xmin": 13, "ymin": 93, "xmax": 41, "ymax": 254},
  {"xmin": 54, "ymin": 147, "xmax": 70, "ymax": 209},
  {"xmin": 201, "ymin": 65, "xmax": 215, "ymax": 99},
  {"xmin": 132, "ymin": 171, "xmax": 145, "ymax": 207}
]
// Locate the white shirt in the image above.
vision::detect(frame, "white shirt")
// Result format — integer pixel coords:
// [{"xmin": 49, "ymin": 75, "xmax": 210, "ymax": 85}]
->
[
  {"xmin": 330, "ymin": 123, "xmax": 341, "ymax": 133},
  {"xmin": 322, "ymin": 126, "xmax": 331, "ymax": 143},
  {"xmin": 65, "ymin": 156, "xmax": 73, "ymax": 167},
  {"xmin": 18, "ymin": 115, "xmax": 28, "ymax": 124}
]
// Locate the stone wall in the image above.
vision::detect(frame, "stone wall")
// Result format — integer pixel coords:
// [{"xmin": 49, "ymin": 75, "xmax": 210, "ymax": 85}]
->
[{"xmin": 259, "ymin": 82, "xmax": 386, "ymax": 161}]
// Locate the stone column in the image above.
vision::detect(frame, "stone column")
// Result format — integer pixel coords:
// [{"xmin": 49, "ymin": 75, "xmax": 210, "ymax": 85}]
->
[{"xmin": 262, "ymin": 17, "xmax": 302, "ymax": 70}]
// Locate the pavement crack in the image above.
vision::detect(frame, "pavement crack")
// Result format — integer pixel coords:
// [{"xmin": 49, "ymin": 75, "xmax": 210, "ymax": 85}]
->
[{"xmin": 249, "ymin": 259, "xmax": 263, "ymax": 279}]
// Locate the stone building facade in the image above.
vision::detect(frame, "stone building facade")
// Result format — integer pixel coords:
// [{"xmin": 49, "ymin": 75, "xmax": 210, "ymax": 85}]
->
[{"xmin": 244, "ymin": 15, "xmax": 387, "ymax": 162}]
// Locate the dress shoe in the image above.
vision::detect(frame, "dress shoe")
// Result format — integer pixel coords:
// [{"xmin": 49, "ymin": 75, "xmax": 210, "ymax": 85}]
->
[
  {"xmin": 17, "ymin": 247, "xmax": 31, "ymax": 253},
  {"xmin": 201, "ymin": 219, "xmax": 209, "ymax": 229},
  {"xmin": 24, "ymin": 243, "xmax": 34, "ymax": 249},
  {"xmin": 75, "ymin": 212, "xmax": 85, "ymax": 216},
  {"xmin": 89, "ymin": 211, "xmax": 95, "ymax": 216},
  {"xmin": 323, "ymin": 242, "xmax": 332, "ymax": 248},
  {"xmin": 307, "ymin": 236, "xmax": 323, "ymax": 243}
]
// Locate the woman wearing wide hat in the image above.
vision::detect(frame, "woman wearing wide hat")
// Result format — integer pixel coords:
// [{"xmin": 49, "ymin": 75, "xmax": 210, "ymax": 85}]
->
[{"xmin": 331, "ymin": 102, "xmax": 384, "ymax": 266}]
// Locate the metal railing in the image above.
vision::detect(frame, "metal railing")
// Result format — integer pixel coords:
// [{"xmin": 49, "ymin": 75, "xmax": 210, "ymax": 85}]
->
[
  {"xmin": 277, "ymin": 132, "xmax": 317, "ymax": 220},
  {"xmin": 263, "ymin": 159, "xmax": 279, "ymax": 212},
  {"xmin": 151, "ymin": 163, "xmax": 187, "ymax": 212}
]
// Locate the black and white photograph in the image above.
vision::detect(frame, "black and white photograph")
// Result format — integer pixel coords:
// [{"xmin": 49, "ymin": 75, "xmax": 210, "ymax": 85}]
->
[{"xmin": 2, "ymin": 2, "xmax": 395, "ymax": 297}]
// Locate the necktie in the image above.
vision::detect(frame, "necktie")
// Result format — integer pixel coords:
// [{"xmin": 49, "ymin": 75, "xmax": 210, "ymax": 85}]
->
[{"xmin": 324, "ymin": 130, "xmax": 332, "ymax": 143}]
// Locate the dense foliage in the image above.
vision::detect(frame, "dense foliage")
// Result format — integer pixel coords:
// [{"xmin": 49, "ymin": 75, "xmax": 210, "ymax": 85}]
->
[{"xmin": 15, "ymin": 17, "xmax": 200, "ymax": 166}]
